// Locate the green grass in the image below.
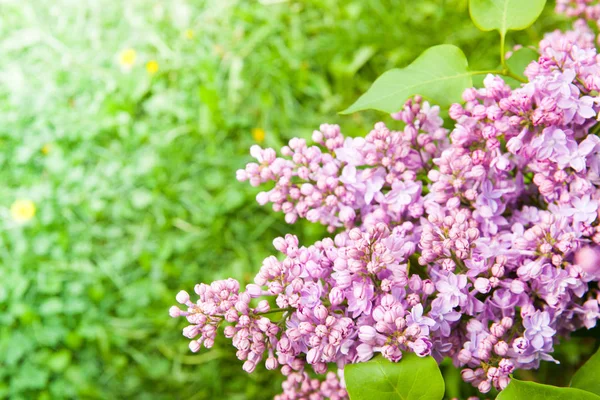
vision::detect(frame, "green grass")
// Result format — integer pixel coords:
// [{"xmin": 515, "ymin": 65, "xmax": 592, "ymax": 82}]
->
[{"xmin": 0, "ymin": 0, "xmax": 578, "ymax": 399}]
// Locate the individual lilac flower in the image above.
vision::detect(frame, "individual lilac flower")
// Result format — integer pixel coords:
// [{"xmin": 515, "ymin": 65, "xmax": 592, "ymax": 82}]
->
[
  {"xmin": 405, "ymin": 303, "xmax": 436, "ymax": 336},
  {"xmin": 335, "ymin": 137, "xmax": 372, "ymax": 166},
  {"xmin": 356, "ymin": 343, "xmax": 375, "ymax": 362},
  {"xmin": 523, "ymin": 311, "xmax": 555, "ymax": 350},
  {"xmin": 420, "ymin": 102, "xmax": 444, "ymax": 132},
  {"xmin": 545, "ymin": 69, "xmax": 576, "ymax": 97},
  {"xmin": 364, "ymin": 168, "xmax": 386, "ymax": 204},
  {"xmin": 517, "ymin": 260, "xmax": 545, "ymax": 280},
  {"xmin": 489, "ymin": 289, "xmax": 520, "ymax": 312},
  {"xmin": 381, "ymin": 180, "xmax": 421, "ymax": 212},
  {"xmin": 581, "ymin": 299, "xmax": 600, "ymax": 329},
  {"xmin": 435, "ymin": 273, "xmax": 468, "ymax": 308},
  {"xmin": 575, "ymin": 95, "xmax": 597, "ymax": 119},
  {"xmin": 556, "ymin": 135, "xmax": 598, "ymax": 171},
  {"xmin": 411, "ymin": 337, "xmax": 433, "ymax": 357},
  {"xmin": 530, "ymin": 128, "xmax": 568, "ymax": 160},
  {"xmin": 562, "ymin": 195, "xmax": 598, "ymax": 226},
  {"xmin": 430, "ymin": 298, "xmax": 461, "ymax": 337},
  {"xmin": 474, "ymin": 277, "xmax": 491, "ymax": 294},
  {"xmin": 300, "ymin": 281, "xmax": 323, "ymax": 308},
  {"xmin": 340, "ymin": 166, "xmax": 385, "ymax": 205},
  {"xmin": 346, "ymin": 279, "xmax": 375, "ymax": 318},
  {"xmin": 476, "ymin": 180, "xmax": 506, "ymax": 215},
  {"xmin": 513, "ymin": 337, "xmax": 529, "ymax": 354}
]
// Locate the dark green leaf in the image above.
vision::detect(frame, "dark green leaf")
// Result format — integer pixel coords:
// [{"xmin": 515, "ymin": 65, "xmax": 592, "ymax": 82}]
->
[
  {"xmin": 344, "ymin": 354, "xmax": 445, "ymax": 400},
  {"xmin": 341, "ymin": 45, "xmax": 472, "ymax": 114},
  {"xmin": 497, "ymin": 378, "xmax": 600, "ymax": 400},
  {"xmin": 571, "ymin": 347, "xmax": 600, "ymax": 396},
  {"xmin": 469, "ymin": 0, "xmax": 546, "ymax": 34}
]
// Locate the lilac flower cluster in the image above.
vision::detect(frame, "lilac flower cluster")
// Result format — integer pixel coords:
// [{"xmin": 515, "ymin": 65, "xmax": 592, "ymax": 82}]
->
[
  {"xmin": 171, "ymin": 19, "xmax": 600, "ymax": 400},
  {"xmin": 235, "ymin": 97, "xmax": 447, "ymax": 232},
  {"xmin": 556, "ymin": 0, "xmax": 600, "ymax": 28},
  {"xmin": 275, "ymin": 372, "xmax": 347, "ymax": 400}
]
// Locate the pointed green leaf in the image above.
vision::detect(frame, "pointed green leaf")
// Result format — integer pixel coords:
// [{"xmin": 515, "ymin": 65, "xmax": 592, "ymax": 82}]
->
[
  {"xmin": 341, "ymin": 45, "xmax": 471, "ymax": 114},
  {"xmin": 469, "ymin": 0, "xmax": 546, "ymax": 34},
  {"xmin": 344, "ymin": 354, "xmax": 444, "ymax": 400},
  {"xmin": 506, "ymin": 47, "xmax": 539, "ymax": 81},
  {"xmin": 497, "ymin": 378, "xmax": 600, "ymax": 400},
  {"xmin": 571, "ymin": 347, "xmax": 600, "ymax": 396}
]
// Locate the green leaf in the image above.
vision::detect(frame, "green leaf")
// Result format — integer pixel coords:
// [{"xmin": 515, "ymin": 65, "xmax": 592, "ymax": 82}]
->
[
  {"xmin": 571, "ymin": 347, "xmax": 600, "ymax": 396},
  {"xmin": 344, "ymin": 354, "xmax": 444, "ymax": 400},
  {"xmin": 506, "ymin": 47, "xmax": 539, "ymax": 81},
  {"xmin": 497, "ymin": 378, "xmax": 600, "ymax": 400},
  {"xmin": 341, "ymin": 45, "xmax": 472, "ymax": 114},
  {"xmin": 469, "ymin": 0, "xmax": 546, "ymax": 34}
]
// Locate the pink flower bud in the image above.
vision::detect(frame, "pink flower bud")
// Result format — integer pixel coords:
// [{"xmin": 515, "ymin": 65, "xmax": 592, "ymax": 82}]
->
[
  {"xmin": 224, "ymin": 326, "xmax": 236, "ymax": 338},
  {"xmin": 490, "ymin": 323, "xmax": 505, "ymax": 338},
  {"xmin": 494, "ymin": 341, "xmax": 509, "ymax": 356},
  {"xmin": 176, "ymin": 290, "xmax": 190, "ymax": 304},
  {"xmin": 314, "ymin": 305, "xmax": 329, "ymax": 321},
  {"xmin": 478, "ymin": 380, "xmax": 491, "ymax": 393},
  {"xmin": 189, "ymin": 340, "xmax": 201, "ymax": 352},
  {"xmin": 246, "ymin": 284, "xmax": 262, "ymax": 297},
  {"xmin": 461, "ymin": 369, "xmax": 475, "ymax": 382},
  {"xmin": 458, "ymin": 349, "xmax": 472, "ymax": 364},
  {"xmin": 474, "ymin": 278, "xmax": 491, "ymax": 293},
  {"xmin": 513, "ymin": 337, "xmax": 529, "ymax": 354},
  {"xmin": 265, "ymin": 356, "xmax": 278, "ymax": 370},
  {"xmin": 306, "ymin": 347, "xmax": 322, "ymax": 364},
  {"xmin": 255, "ymin": 300, "xmax": 270, "ymax": 313},
  {"xmin": 169, "ymin": 306, "xmax": 182, "ymax": 318},
  {"xmin": 242, "ymin": 360, "xmax": 257, "ymax": 373},
  {"xmin": 422, "ymin": 279, "xmax": 435, "ymax": 295},
  {"xmin": 359, "ymin": 326, "xmax": 378, "ymax": 343},
  {"xmin": 408, "ymin": 275, "xmax": 422, "ymax": 291},
  {"xmin": 501, "ymin": 317, "xmax": 513, "ymax": 330}
]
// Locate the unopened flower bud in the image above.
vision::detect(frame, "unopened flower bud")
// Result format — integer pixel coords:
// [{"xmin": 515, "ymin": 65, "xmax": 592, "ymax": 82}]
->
[
  {"xmin": 176, "ymin": 290, "xmax": 190, "ymax": 304},
  {"xmin": 458, "ymin": 349, "xmax": 472, "ymax": 364},
  {"xmin": 494, "ymin": 341, "xmax": 509, "ymax": 356},
  {"xmin": 478, "ymin": 380, "xmax": 491, "ymax": 393}
]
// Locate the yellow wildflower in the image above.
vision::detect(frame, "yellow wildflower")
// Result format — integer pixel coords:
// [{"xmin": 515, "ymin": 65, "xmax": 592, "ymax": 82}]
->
[
  {"xmin": 11, "ymin": 199, "xmax": 36, "ymax": 223},
  {"xmin": 146, "ymin": 60, "xmax": 159, "ymax": 75},
  {"xmin": 41, "ymin": 143, "xmax": 52, "ymax": 155},
  {"xmin": 184, "ymin": 29, "xmax": 194, "ymax": 40},
  {"xmin": 119, "ymin": 48, "xmax": 137, "ymax": 68},
  {"xmin": 252, "ymin": 128, "xmax": 266, "ymax": 143}
]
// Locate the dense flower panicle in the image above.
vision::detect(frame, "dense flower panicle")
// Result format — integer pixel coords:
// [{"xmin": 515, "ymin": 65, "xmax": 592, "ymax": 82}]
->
[
  {"xmin": 556, "ymin": 0, "xmax": 600, "ymax": 28},
  {"xmin": 275, "ymin": 372, "xmax": 347, "ymax": 400},
  {"xmin": 172, "ymin": 14, "xmax": 600, "ymax": 400},
  {"xmin": 236, "ymin": 97, "xmax": 446, "ymax": 232}
]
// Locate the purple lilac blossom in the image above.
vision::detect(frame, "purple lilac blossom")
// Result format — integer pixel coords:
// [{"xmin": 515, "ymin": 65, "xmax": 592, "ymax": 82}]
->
[{"xmin": 173, "ymin": 16, "xmax": 600, "ymax": 399}]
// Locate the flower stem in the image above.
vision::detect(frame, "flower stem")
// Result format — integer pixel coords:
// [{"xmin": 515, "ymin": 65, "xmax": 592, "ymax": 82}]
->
[
  {"xmin": 258, "ymin": 307, "xmax": 293, "ymax": 316},
  {"xmin": 500, "ymin": 32, "xmax": 507, "ymax": 68}
]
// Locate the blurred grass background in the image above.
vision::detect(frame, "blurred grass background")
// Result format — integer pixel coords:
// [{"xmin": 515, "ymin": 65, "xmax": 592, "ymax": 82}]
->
[{"xmin": 0, "ymin": 0, "xmax": 586, "ymax": 399}]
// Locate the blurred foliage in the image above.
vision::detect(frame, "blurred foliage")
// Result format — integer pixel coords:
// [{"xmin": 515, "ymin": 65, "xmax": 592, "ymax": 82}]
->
[{"xmin": 0, "ymin": 0, "xmax": 585, "ymax": 399}]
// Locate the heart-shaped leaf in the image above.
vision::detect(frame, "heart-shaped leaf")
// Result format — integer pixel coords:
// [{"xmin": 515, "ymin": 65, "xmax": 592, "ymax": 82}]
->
[
  {"xmin": 341, "ymin": 44, "xmax": 472, "ymax": 114},
  {"xmin": 571, "ymin": 347, "xmax": 600, "ymax": 396},
  {"xmin": 497, "ymin": 378, "xmax": 600, "ymax": 400},
  {"xmin": 469, "ymin": 0, "xmax": 546, "ymax": 35},
  {"xmin": 344, "ymin": 354, "xmax": 444, "ymax": 400}
]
